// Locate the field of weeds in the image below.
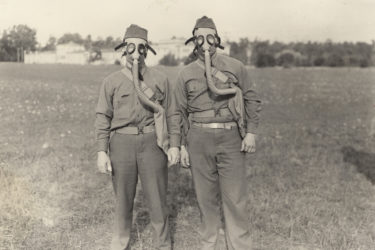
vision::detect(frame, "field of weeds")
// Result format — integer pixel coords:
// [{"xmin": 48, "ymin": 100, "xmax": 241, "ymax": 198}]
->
[{"xmin": 0, "ymin": 63, "xmax": 374, "ymax": 250}]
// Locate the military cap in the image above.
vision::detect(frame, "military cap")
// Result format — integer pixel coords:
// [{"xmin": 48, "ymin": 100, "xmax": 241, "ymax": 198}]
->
[
  {"xmin": 124, "ymin": 24, "xmax": 148, "ymax": 41},
  {"xmin": 193, "ymin": 16, "xmax": 217, "ymax": 34}
]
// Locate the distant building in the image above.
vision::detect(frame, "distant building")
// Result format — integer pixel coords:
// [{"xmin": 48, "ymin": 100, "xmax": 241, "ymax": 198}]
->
[
  {"xmin": 25, "ymin": 42, "xmax": 89, "ymax": 64},
  {"xmin": 147, "ymin": 37, "xmax": 231, "ymax": 66},
  {"xmin": 146, "ymin": 37, "xmax": 194, "ymax": 66},
  {"xmin": 100, "ymin": 49, "xmax": 122, "ymax": 65},
  {"xmin": 24, "ymin": 39, "xmax": 231, "ymax": 66}
]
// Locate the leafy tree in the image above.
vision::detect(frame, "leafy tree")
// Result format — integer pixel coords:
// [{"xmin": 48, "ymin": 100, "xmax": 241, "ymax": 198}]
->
[
  {"xmin": 41, "ymin": 36, "xmax": 56, "ymax": 51},
  {"xmin": 229, "ymin": 38, "xmax": 251, "ymax": 64},
  {"xmin": 83, "ymin": 35, "xmax": 92, "ymax": 50},
  {"xmin": 0, "ymin": 24, "xmax": 37, "ymax": 61},
  {"xmin": 57, "ymin": 33, "xmax": 84, "ymax": 44}
]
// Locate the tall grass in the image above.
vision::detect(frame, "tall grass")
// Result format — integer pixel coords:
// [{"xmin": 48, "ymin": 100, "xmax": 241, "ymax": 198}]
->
[{"xmin": 0, "ymin": 63, "xmax": 374, "ymax": 249}]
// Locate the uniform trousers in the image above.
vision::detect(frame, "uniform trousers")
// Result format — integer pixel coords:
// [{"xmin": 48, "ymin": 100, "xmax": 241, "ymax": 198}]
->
[
  {"xmin": 187, "ymin": 125, "xmax": 252, "ymax": 250},
  {"xmin": 109, "ymin": 131, "xmax": 171, "ymax": 250}
]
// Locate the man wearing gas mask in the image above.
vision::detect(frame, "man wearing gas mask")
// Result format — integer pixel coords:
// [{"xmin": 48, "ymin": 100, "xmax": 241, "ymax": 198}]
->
[
  {"xmin": 95, "ymin": 24, "xmax": 176, "ymax": 250},
  {"xmin": 167, "ymin": 16, "xmax": 261, "ymax": 249}
]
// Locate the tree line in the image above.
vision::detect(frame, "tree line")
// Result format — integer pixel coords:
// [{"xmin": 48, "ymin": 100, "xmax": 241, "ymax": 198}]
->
[
  {"xmin": 229, "ymin": 38, "xmax": 375, "ymax": 68},
  {"xmin": 1, "ymin": 25, "xmax": 374, "ymax": 67},
  {"xmin": 0, "ymin": 25, "xmax": 123, "ymax": 62}
]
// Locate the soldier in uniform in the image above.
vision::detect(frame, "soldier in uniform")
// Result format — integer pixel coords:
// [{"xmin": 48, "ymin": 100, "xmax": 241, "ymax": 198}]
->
[
  {"xmin": 167, "ymin": 16, "xmax": 262, "ymax": 249},
  {"xmin": 95, "ymin": 24, "xmax": 176, "ymax": 250}
]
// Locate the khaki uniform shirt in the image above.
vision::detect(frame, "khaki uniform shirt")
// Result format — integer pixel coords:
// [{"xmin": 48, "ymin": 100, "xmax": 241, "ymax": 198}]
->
[
  {"xmin": 95, "ymin": 66, "xmax": 171, "ymax": 152},
  {"xmin": 167, "ymin": 53, "xmax": 261, "ymax": 147}
]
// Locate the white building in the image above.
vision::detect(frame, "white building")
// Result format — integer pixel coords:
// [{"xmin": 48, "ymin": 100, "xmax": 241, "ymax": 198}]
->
[
  {"xmin": 147, "ymin": 37, "xmax": 231, "ymax": 66},
  {"xmin": 25, "ymin": 42, "xmax": 89, "ymax": 65}
]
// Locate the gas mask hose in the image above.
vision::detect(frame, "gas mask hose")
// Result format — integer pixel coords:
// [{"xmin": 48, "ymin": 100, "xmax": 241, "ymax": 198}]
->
[
  {"xmin": 204, "ymin": 50, "xmax": 236, "ymax": 96},
  {"xmin": 132, "ymin": 58, "xmax": 162, "ymax": 113}
]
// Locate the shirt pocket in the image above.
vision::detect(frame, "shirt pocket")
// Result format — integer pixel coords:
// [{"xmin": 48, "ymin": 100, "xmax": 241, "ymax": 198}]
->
[
  {"xmin": 114, "ymin": 87, "xmax": 133, "ymax": 119},
  {"xmin": 186, "ymin": 80, "xmax": 206, "ymax": 95}
]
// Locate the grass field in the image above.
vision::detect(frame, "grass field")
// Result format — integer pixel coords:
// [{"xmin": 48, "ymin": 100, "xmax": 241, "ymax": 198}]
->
[{"xmin": 0, "ymin": 63, "xmax": 375, "ymax": 250}]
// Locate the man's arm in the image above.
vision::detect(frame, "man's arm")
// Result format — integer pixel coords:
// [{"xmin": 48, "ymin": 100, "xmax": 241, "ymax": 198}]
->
[
  {"xmin": 167, "ymin": 72, "xmax": 188, "ymax": 148},
  {"xmin": 238, "ymin": 64, "xmax": 261, "ymax": 153},
  {"xmin": 95, "ymin": 79, "xmax": 114, "ymax": 173},
  {"xmin": 238, "ymin": 64, "xmax": 262, "ymax": 134},
  {"xmin": 166, "ymin": 72, "xmax": 189, "ymax": 165},
  {"xmin": 95, "ymin": 78, "xmax": 114, "ymax": 152}
]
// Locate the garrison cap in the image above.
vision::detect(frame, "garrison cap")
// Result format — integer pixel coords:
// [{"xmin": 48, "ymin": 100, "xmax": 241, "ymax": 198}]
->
[
  {"xmin": 193, "ymin": 16, "xmax": 217, "ymax": 34},
  {"xmin": 124, "ymin": 24, "xmax": 148, "ymax": 41}
]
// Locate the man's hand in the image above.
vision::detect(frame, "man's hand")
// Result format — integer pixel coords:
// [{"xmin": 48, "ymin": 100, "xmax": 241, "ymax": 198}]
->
[
  {"xmin": 167, "ymin": 147, "xmax": 180, "ymax": 166},
  {"xmin": 241, "ymin": 133, "xmax": 256, "ymax": 153},
  {"xmin": 97, "ymin": 151, "xmax": 112, "ymax": 174},
  {"xmin": 180, "ymin": 145, "xmax": 190, "ymax": 168}
]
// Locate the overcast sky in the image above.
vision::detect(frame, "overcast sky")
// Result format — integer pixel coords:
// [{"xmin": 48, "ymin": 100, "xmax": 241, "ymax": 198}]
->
[{"xmin": 0, "ymin": 0, "xmax": 374, "ymax": 45}]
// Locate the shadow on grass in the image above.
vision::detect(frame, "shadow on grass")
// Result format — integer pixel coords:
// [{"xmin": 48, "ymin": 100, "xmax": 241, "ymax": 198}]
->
[{"xmin": 341, "ymin": 146, "xmax": 375, "ymax": 184}]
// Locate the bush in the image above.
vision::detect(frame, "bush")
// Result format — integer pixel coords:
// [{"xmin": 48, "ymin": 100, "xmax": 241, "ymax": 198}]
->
[
  {"xmin": 277, "ymin": 52, "xmax": 295, "ymax": 68},
  {"xmin": 359, "ymin": 58, "xmax": 370, "ymax": 68},
  {"xmin": 326, "ymin": 54, "xmax": 345, "ymax": 67},
  {"xmin": 313, "ymin": 57, "xmax": 325, "ymax": 66},
  {"xmin": 255, "ymin": 53, "xmax": 276, "ymax": 67},
  {"xmin": 159, "ymin": 53, "xmax": 178, "ymax": 66}
]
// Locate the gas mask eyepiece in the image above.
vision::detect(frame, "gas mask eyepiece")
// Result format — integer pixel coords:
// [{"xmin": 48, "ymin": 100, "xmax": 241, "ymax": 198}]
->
[
  {"xmin": 195, "ymin": 34, "xmax": 216, "ymax": 48},
  {"xmin": 126, "ymin": 43, "xmax": 147, "ymax": 56}
]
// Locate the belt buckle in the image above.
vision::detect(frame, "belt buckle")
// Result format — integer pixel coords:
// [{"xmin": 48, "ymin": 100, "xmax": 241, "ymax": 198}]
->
[
  {"xmin": 224, "ymin": 123, "xmax": 232, "ymax": 130},
  {"xmin": 138, "ymin": 126, "xmax": 144, "ymax": 134}
]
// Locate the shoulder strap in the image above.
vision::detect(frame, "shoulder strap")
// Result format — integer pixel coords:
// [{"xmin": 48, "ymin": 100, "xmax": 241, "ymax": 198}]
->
[
  {"xmin": 121, "ymin": 68, "xmax": 155, "ymax": 99},
  {"xmin": 195, "ymin": 59, "xmax": 229, "ymax": 83}
]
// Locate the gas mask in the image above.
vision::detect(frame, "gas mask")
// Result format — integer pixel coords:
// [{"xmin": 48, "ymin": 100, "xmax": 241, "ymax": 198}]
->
[
  {"xmin": 194, "ymin": 33, "xmax": 217, "ymax": 56},
  {"xmin": 114, "ymin": 37, "xmax": 156, "ymax": 66},
  {"xmin": 186, "ymin": 28, "xmax": 235, "ymax": 96},
  {"xmin": 185, "ymin": 28, "xmax": 224, "ymax": 57},
  {"xmin": 115, "ymin": 37, "xmax": 161, "ymax": 114}
]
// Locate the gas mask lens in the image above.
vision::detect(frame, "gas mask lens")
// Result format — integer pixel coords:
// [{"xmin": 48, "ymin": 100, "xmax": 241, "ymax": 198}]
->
[
  {"xmin": 126, "ymin": 43, "xmax": 147, "ymax": 55},
  {"xmin": 126, "ymin": 43, "xmax": 136, "ymax": 54},
  {"xmin": 195, "ymin": 34, "xmax": 216, "ymax": 47},
  {"xmin": 206, "ymin": 34, "xmax": 215, "ymax": 46},
  {"xmin": 138, "ymin": 44, "xmax": 146, "ymax": 55},
  {"xmin": 196, "ymin": 36, "xmax": 204, "ymax": 47}
]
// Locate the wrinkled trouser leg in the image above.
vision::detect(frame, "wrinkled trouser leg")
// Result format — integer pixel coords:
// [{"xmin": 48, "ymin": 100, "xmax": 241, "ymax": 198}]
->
[
  {"xmin": 188, "ymin": 126, "xmax": 252, "ymax": 250},
  {"xmin": 216, "ymin": 129, "xmax": 252, "ymax": 250},
  {"xmin": 138, "ymin": 132, "xmax": 171, "ymax": 250},
  {"xmin": 109, "ymin": 132, "xmax": 171, "ymax": 250}
]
